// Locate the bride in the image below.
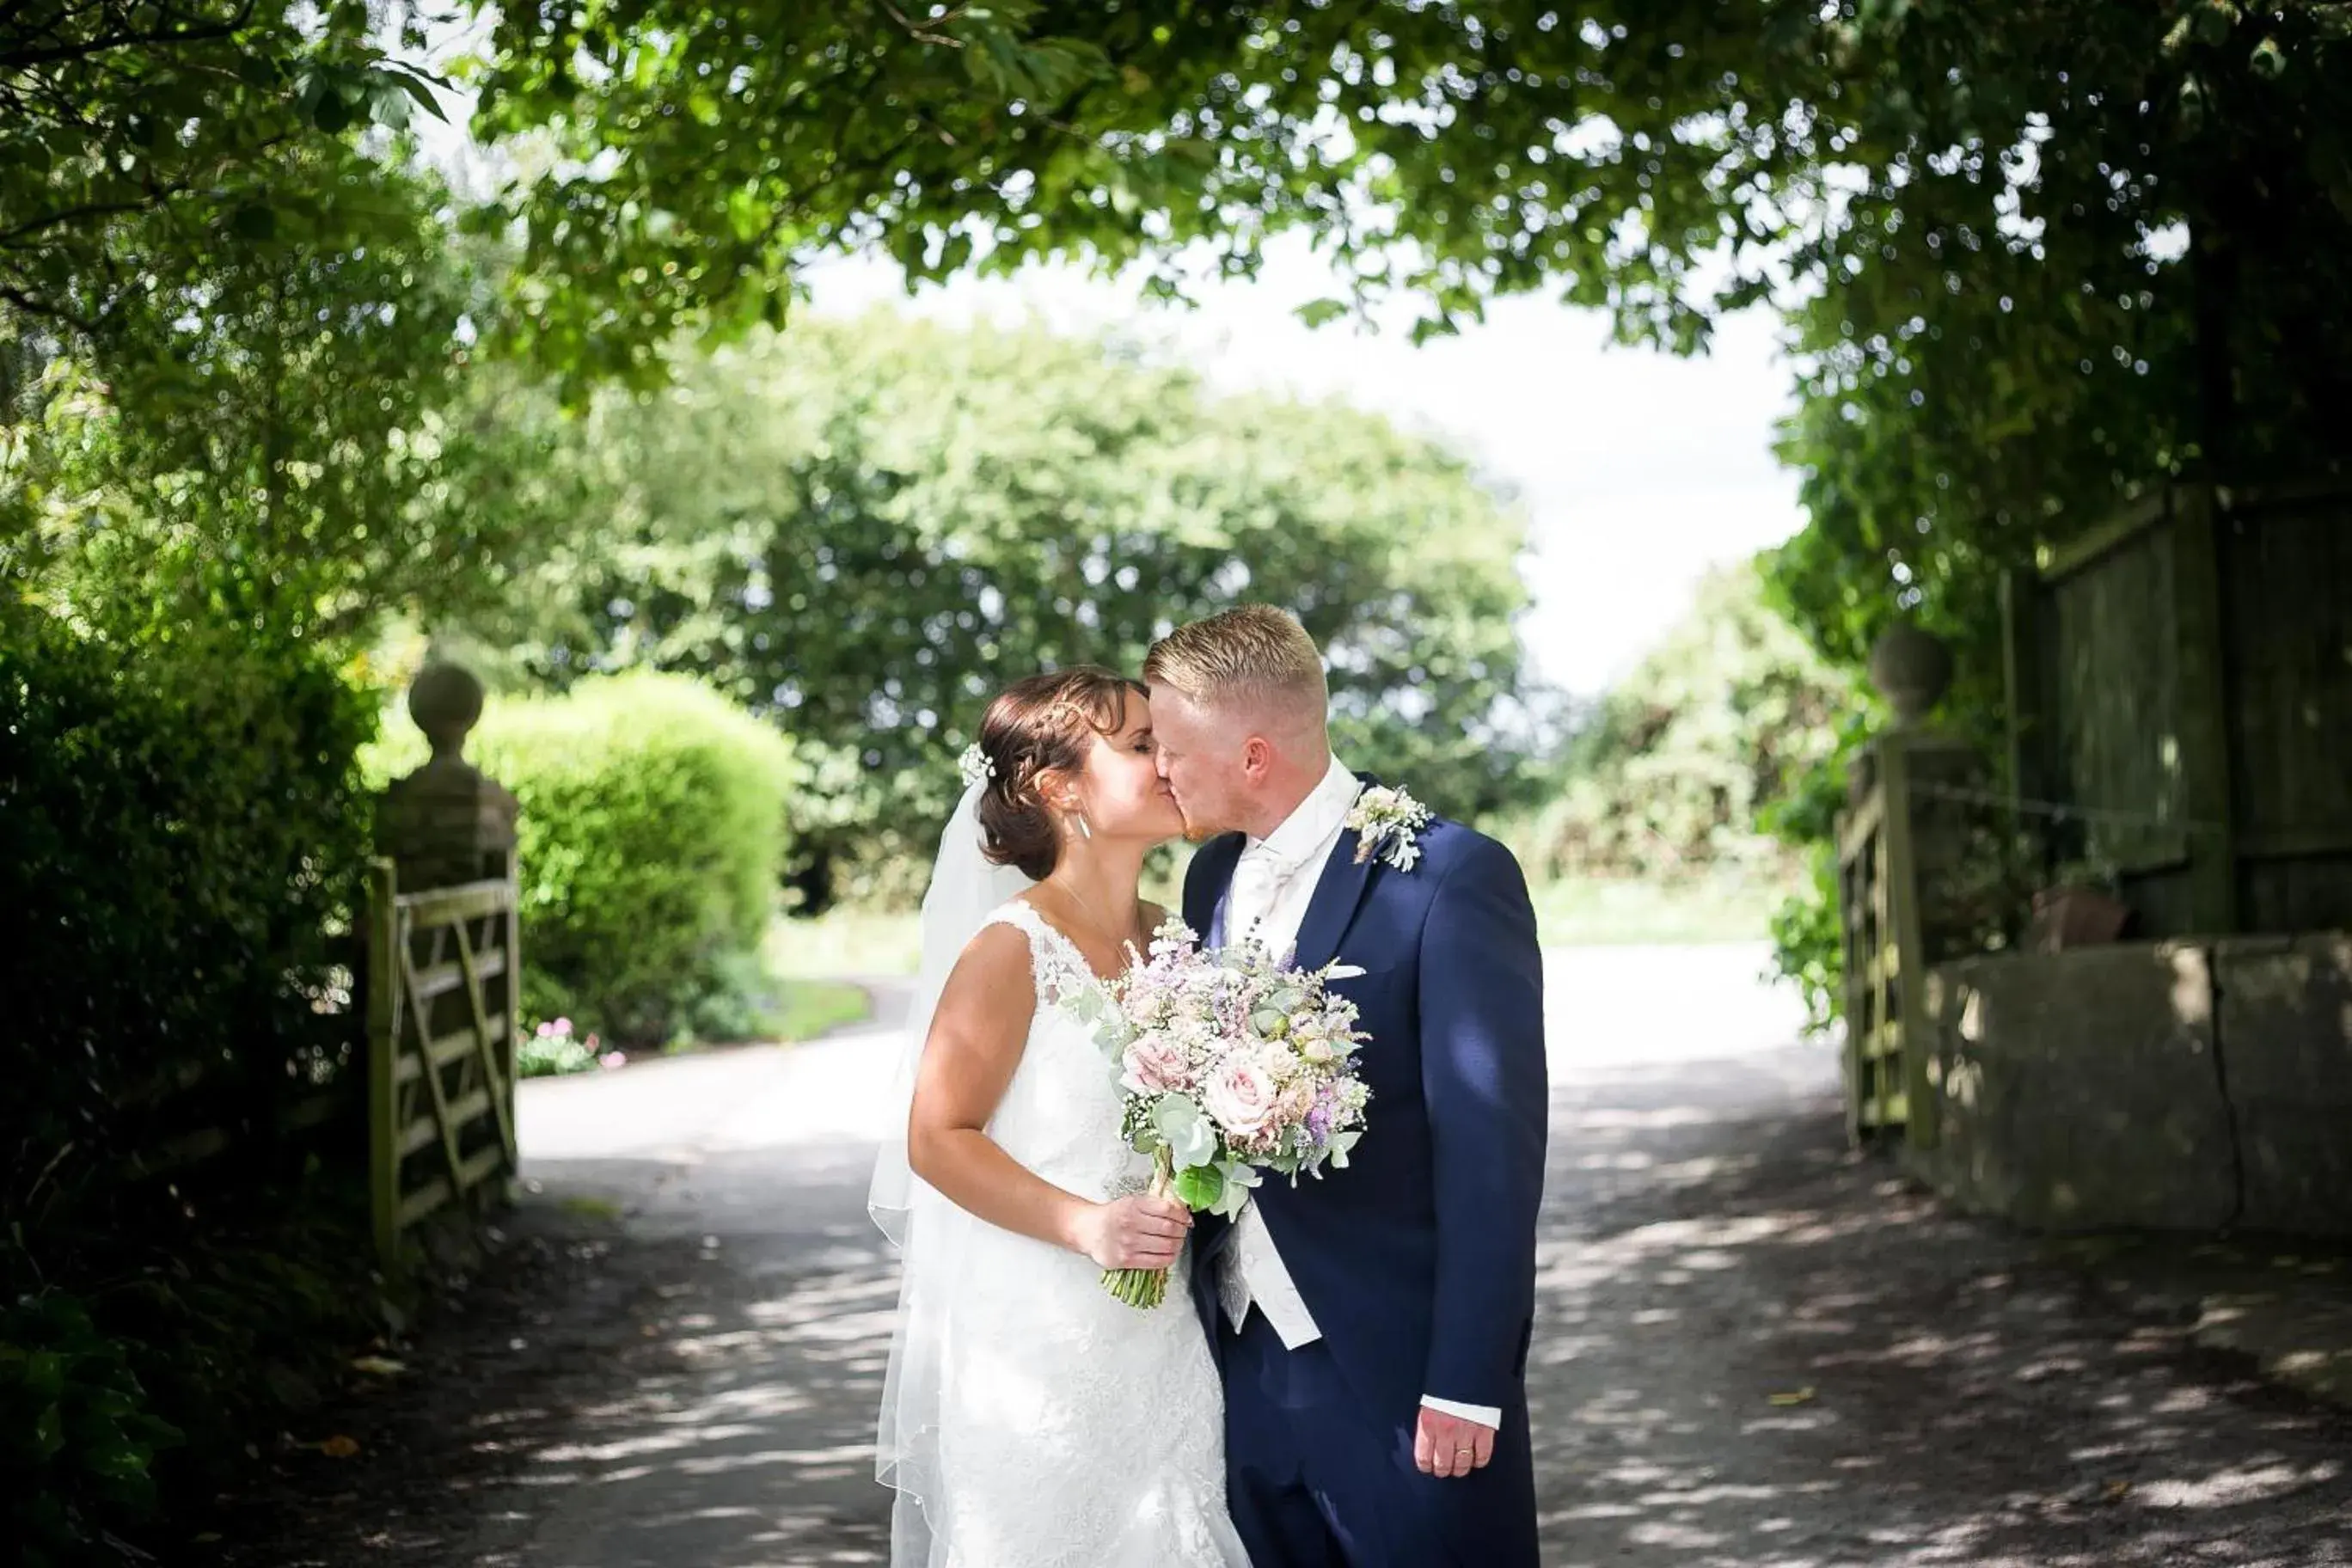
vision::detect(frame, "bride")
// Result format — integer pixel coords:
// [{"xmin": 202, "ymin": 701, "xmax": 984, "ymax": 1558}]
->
[{"xmin": 868, "ymin": 666, "xmax": 1249, "ymax": 1568}]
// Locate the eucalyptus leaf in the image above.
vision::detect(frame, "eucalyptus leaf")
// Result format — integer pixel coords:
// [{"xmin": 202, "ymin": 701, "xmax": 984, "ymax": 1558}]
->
[
  {"xmin": 1210, "ymin": 1161, "xmax": 1262, "ymax": 1218},
  {"xmin": 1152, "ymin": 1095, "xmax": 1217, "ymax": 1170}
]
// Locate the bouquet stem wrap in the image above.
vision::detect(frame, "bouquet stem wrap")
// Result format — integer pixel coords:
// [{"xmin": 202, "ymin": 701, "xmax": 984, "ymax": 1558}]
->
[{"xmin": 1100, "ymin": 1148, "xmax": 1179, "ymax": 1308}]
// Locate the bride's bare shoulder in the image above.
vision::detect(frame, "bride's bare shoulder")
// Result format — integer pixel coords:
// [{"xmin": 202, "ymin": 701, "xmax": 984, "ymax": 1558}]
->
[
  {"xmin": 932, "ymin": 920, "xmax": 1039, "ymax": 1031},
  {"xmin": 958, "ymin": 914, "xmax": 1037, "ymax": 971}
]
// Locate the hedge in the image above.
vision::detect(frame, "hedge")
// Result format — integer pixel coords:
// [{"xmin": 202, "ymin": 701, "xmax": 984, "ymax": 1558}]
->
[
  {"xmin": 464, "ymin": 671, "xmax": 804, "ymax": 1046},
  {"xmin": 0, "ymin": 612, "xmax": 383, "ymax": 1564}
]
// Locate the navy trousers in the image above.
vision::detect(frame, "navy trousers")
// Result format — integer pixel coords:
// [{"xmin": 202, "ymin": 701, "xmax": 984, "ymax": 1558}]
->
[{"xmin": 1219, "ymin": 1309, "xmax": 1539, "ymax": 1568}]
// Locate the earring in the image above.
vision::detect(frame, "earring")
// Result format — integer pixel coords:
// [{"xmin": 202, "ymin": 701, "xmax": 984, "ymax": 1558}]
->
[{"xmin": 1073, "ymin": 811, "xmax": 1093, "ymax": 842}]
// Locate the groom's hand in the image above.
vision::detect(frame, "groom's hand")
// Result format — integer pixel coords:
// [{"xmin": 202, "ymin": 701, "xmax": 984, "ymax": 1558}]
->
[{"xmin": 1414, "ymin": 1406, "xmax": 1496, "ymax": 1479}]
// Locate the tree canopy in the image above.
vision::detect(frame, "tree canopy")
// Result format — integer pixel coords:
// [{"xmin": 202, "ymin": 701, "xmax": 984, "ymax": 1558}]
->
[
  {"xmin": 20, "ymin": 0, "xmax": 2348, "ymax": 649},
  {"xmin": 465, "ymin": 311, "xmax": 1541, "ymax": 902},
  {"xmin": 462, "ymin": 0, "xmax": 2352, "ymax": 747},
  {"xmin": 468, "ymin": 0, "xmax": 2350, "ymax": 435},
  {"xmin": 2, "ymin": 0, "xmax": 443, "ymax": 337}
]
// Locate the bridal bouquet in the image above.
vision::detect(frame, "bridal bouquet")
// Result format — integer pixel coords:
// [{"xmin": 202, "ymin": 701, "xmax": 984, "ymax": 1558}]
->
[{"xmin": 1072, "ymin": 916, "xmax": 1373, "ymax": 1308}]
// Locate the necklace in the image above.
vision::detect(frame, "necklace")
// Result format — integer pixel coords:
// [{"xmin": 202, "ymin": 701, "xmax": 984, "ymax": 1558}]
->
[{"xmin": 1048, "ymin": 877, "xmax": 1142, "ymax": 958}]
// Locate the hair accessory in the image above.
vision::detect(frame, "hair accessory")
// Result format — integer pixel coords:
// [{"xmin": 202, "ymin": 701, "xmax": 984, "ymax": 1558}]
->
[{"xmin": 959, "ymin": 743, "xmax": 996, "ymax": 789}]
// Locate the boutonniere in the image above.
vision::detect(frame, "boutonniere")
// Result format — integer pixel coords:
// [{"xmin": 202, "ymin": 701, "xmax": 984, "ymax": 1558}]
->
[{"xmin": 1344, "ymin": 784, "xmax": 1434, "ymax": 872}]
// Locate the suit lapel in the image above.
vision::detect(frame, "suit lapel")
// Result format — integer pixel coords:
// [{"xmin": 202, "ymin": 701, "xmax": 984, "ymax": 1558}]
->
[
  {"xmin": 1184, "ymin": 832, "xmax": 1246, "ymax": 944},
  {"xmin": 1288, "ymin": 828, "xmax": 1378, "ymax": 972}
]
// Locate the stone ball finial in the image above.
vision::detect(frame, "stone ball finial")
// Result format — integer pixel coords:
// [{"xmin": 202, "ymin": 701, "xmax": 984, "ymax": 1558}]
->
[
  {"xmin": 1867, "ymin": 623, "xmax": 1953, "ymax": 726},
  {"xmin": 408, "ymin": 662, "xmax": 485, "ymax": 761}
]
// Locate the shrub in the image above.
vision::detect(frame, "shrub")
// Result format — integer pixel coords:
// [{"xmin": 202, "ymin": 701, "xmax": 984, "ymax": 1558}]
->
[
  {"xmin": 0, "ymin": 609, "xmax": 384, "ymax": 1559},
  {"xmin": 1506, "ymin": 562, "xmax": 1848, "ymax": 887},
  {"xmin": 468, "ymin": 672, "xmax": 802, "ymax": 1045},
  {"xmin": 0, "ymin": 610, "xmax": 374, "ymax": 1255},
  {"xmin": 0, "ymin": 1294, "xmax": 183, "ymax": 1568}
]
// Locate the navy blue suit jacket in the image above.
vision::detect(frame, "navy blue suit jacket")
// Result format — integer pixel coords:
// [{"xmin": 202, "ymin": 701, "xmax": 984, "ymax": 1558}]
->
[{"xmin": 1182, "ymin": 805, "xmax": 1549, "ymax": 1424}]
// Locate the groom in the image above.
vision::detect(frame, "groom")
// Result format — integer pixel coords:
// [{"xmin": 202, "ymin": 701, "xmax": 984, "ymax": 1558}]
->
[{"xmin": 1145, "ymin": 606, "xmax": 1548, "ymax": 1567}]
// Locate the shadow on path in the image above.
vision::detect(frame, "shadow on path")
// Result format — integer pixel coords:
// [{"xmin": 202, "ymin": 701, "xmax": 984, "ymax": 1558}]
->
[
  {"xmin": 1529, "ymin": 1055, "xmax": 2352, "ymax": 1566},
  {"xmin": 216, "ymin": 952, "xmax": 2352, "ymax": 1567}
]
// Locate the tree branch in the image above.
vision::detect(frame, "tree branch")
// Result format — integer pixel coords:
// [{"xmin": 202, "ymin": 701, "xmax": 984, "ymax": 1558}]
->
[
  {"xmin": 0, "ymin": 0, "xmax": 259, "ymax": 71},
  {"xmin": 0, "ymin": 283, "xmax": 101, "ymax": 336},
  {"xmin": 1, "ymin": 199, "xmax": 157, "ymax": 248}
]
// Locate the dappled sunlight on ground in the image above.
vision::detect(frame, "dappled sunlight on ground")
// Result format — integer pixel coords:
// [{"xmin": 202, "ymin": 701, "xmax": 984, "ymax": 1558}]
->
[
  {"xmin": 216, "ymin": 948, "xmax": 2352, "ymax": 1566},
  {"xmin": 456, "ymin": 1147, "xmax": 905, "ymax": 1566},
  {"xmin": 1522, "ymin": 1057, "xmax": 2352, "ymax": 1567},
  {"xmin": 469, "ymin": 1043, "xmax": 2352, "ymax": 1566}
]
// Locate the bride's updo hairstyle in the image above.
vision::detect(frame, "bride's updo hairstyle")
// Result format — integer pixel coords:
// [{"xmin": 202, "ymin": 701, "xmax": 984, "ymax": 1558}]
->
[{"xmin": 971, "ymin": 666, "xmax": 1148, "ymax": 880}]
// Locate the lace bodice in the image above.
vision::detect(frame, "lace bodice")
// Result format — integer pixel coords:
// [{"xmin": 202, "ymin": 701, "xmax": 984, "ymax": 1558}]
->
[{"xmin": 978, "ymin": 902, "xmax": 1153, "ymax": 1204}]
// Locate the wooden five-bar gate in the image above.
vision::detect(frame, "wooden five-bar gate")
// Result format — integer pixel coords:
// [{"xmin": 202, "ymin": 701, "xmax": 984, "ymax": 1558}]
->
[
  {"xmin": 1834, "ymin": 635, "xmax": 2008, "ymax": 1149},
  {"xmin": 103, "ymin": 665, "xmax": 527, "ymax": 1278},
  {"xmin": 364, "ymin": 860, "xmax": 522, "ymax": 1271}
]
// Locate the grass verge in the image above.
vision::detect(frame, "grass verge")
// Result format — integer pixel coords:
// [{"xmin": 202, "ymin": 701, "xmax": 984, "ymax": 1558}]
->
[
  {"xmin": 763, "ymin": 870, "xmax": 1794, "ymax": 979},
  {"xmin": 765, "ymin": 978, "xmax": 873, "ymax": 1042},
  {"xmin": 1531, "ymin": 873, "xmax": 1796, "ymax": 947},
  {"xmin": 766, "ymin": 908, "xmax": 925, "ymax": 978}
]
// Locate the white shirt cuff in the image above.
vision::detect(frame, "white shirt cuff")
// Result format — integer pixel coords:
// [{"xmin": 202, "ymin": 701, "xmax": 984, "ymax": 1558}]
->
[{"xmin": 1420, "ymin": 1394, "xmax": 1502, "ymax": 1428}]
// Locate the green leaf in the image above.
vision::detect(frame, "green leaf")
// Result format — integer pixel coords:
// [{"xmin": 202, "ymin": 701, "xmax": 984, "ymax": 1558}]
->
[
  {"xmin": 2179, "ymin": 74, "xmax": 2208, "ymax": 133},
  {"xmin": 368, "ymin": 83, "xmax": 414, "ymax": 130},
  {"xmin": 1210, "ymin": 1161, "xmax": 1261, "ymax": 1217},
  {"xmin": 25, "ymin": 1351, "xmax": 64, "ymax": 1400},
  {"xmin": 393, "ymin": 74, "xmax": 449, "ymax": 121},
  {"xmin": 1173, "ymin": 1162, "xmax": 1225, "ymax": 1211},
  {"xmin": 1152, "ymin": 1093, "xmax": 1218, "ymax": 1169},
  {"xmin": 34, "ymin": 1403, "xmax": 64, "ymax": 1461},
  {"xmin": 2192, "ymin": 0, "xmax": 2239, "ymax": 46}
]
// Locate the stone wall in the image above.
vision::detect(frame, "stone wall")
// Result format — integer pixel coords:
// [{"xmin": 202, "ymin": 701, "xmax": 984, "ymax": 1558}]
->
[
  {"xmin": 2218, "ymin": 934, "xmax": 2352, "ymax": 1234},
  {"xmin": 1911, "ymin": 934, "xmax": 2352, "ymax": 1236}
]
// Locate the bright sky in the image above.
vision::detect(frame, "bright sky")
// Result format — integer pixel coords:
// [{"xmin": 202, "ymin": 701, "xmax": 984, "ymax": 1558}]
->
[{"xmin": 802, "ymin": 243, "xmax": 1804, "ymax": 695}]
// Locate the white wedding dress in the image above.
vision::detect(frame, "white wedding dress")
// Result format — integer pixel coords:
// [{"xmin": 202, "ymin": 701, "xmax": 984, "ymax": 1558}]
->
[{"xmin": 870, "ymin": 792, "xmax": 1247, "ymax": 1568}]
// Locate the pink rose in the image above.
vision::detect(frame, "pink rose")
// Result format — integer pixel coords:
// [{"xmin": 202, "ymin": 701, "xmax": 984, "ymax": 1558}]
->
[
  {"xmin": 1121, "ymin": 1034, "xmax": 1191, "ymax": 1094},
  {"xmin": 1204, "ymin": 1059, "xmax": 1281, "ymax": 1137}
]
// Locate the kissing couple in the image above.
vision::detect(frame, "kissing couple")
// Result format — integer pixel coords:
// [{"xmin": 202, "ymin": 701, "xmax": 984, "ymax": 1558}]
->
[{"xmin": 868, "ymin": 606, "xmax": 1549, "ymax": 1566}]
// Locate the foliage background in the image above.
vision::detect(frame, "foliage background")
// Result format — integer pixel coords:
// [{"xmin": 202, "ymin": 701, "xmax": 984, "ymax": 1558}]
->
[
  {"xmin": 456, "ymin": 312, "xmax": 1549, "ymax": 906},
  {"xmin": 0, "ymin": 610, "xmax": 382, "ymax": 1565},
  {"xmin": 15, "ymin": 0, "xmax": 2352, "ymax": 1554},
  {"xmin": 1510, "ymin": 562, "xmax": 1848, "ymax": 885}
]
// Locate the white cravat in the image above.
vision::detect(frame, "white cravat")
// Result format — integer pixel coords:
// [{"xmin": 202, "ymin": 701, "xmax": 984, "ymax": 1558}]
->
[{"xmin": 1216, "ymin": 756, "xmax": 1501, "ymax": 1430}]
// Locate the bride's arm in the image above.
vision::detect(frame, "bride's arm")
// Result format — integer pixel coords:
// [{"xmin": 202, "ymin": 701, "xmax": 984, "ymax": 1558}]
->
[{"xmin": 907, "ymin": 925, "xmax": 1191, "ymax": 1270}]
